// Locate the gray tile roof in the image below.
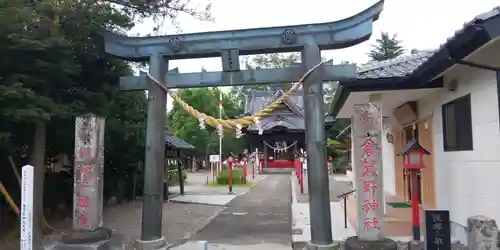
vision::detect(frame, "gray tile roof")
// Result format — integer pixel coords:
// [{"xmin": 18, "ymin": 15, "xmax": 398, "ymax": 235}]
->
[
  {"xmin": 164, "ymin": 133, "xmax": 195, "ymax": 150},
  {"xmin": 245, "ymin": 90, "xmax": 305, "ymax": 131},
  {"xmin": 357, "ymin": 50, "xmax": 435, "ymax": 79},
  {"xmin": 244, "ymin": 89, "xmax": 304, "ymax": 115},
  {"xmin": 409, "ymin": 5, "xmax": 500, "ymax": 73},
  {"xmin": 355, "ymin": 5, "xmax": 500, "ymax": 80},
  {"xmin": 247, "ymin": 113, "xmax": 304, "ymax": 131},
  {"xmin": 164, "ymin": 124, "xmax": 194, "ymax": 150},
  {"xmin": 244, "ymin": 89, "xmax": 335, "ymax": 132}
]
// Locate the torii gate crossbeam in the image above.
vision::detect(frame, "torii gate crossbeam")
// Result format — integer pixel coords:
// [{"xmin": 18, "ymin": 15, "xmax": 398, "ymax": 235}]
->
[{"xmin": 101, "ymin": 2, "xmax": 384, "ymax": 250}]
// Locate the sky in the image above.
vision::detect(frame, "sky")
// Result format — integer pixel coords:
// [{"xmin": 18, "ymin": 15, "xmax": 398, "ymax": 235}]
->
[{"xmin": 129, "ymin": 0, "xmax": 499, "ymax": 110}]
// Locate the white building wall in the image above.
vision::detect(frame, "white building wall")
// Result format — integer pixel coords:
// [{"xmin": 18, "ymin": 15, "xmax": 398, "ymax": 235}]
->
[
  {"xmin": 417, "ymin": 65, "xmax": 500, "ymax": 243},
  {"xmin": 381, "ymin": 121, "xmax": 396, "ymax": 196}
]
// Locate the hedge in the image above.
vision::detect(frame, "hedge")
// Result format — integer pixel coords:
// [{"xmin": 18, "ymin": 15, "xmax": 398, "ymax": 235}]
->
[
  {"xmin": 167, "ymin": 169, "xmax": 188, "ymax": 186},
  {"xmin": 216, "ymin": 168, "xmax": 246, "ymax": 185}
]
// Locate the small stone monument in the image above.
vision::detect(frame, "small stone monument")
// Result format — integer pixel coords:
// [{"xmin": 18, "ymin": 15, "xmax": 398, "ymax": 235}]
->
[
  {"xmin": 45, "ymin": 114, "xmax": 124, "ymax": 250},
  {"xmin": 467, "ymin": 215, "xmax": 500, "ymax": 250}
]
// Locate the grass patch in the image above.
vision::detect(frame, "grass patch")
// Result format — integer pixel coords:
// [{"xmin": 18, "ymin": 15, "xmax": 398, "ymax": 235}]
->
[
  {"xmin": 216, "ymin": 168, "xmax": 246, "ymax": 184},
  {"xmin": 386, "ymin": 202, "xmax": 411, "ymax": 208}
]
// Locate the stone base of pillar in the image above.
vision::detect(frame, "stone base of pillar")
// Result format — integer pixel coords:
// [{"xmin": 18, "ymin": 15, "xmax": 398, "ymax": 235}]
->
[
  {"xmin": 344, "ymin": 237, "xmax": 397, "ymax": 250},
  {"xmin": 44, "ymin": 231, "xmax": 124, "ymax": 250},
  {"xmin": 407, "ymin": 240, "xmax": 424, "ymax": 250},
  {"xmin": 304, "ymin": 241, "xmax": 340, "ymax": 250},
  {"xmin": 135, "ymin": 236, "xmax": 167, "ymax": 250}
]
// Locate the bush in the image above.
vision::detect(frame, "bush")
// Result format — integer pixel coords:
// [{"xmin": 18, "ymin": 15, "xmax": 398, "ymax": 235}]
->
[
  {"xmin": 167, "ymin": 169, "xmax": 188, "ymax": 186},
  {"xmin": 216, "ymin": 168, "xmax": 245, "ymax": 185}
]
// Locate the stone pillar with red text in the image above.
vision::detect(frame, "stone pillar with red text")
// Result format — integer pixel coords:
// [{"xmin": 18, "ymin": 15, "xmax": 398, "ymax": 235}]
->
[
  {"xmin": 73, "ymin": 114, "xmax": 105, "ymax": 230},
  {"xmin": 345, "ymin": 103, "xmax": 397, "ymax": 250},
  {"xmin": 45, "ymin": 114, "xmax": 124, "ymax": 250}
]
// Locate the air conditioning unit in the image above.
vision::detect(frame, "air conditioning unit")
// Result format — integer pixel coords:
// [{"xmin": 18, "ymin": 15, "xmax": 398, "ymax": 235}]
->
[{"xmin": 392, "ymin": 102, "xmax": 417, "ymax": 126}]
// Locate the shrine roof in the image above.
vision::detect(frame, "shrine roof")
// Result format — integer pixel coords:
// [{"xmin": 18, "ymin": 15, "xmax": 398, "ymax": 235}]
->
[
  {"xmin": 244, "ymin": 89, "xmax": 335, "ymax": 132},
  {"xmin": 164, "ymin": 125, "xmax": 195, "ymax": 150},
  {"xmin": 244, "ymin": 89, "xmax": 304, "ymax": 115},
  {"xmin": 165, "ymin": 134, "xmax": 195, "ymax": 150},
  {"xmin": 329, "ymin": 5, "xmax": 500, "ymax": 117}
]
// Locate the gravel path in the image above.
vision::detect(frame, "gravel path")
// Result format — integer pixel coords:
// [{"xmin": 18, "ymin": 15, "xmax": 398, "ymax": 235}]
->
[
  {"xmin": 0, "ymin": 201, "xmax": 224, "ymax": 250},
  {"xmin": 0, "ymin": 171, "xmax": 230, "ymax": 250}
]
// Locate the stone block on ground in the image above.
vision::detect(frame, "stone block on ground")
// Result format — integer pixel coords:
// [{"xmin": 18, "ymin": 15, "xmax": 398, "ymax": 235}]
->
[
  {"xmin": 467, "ymin": 215, "xmax": 500, "ymax": 250},
  {"xmin": 407, "ymin": 241, "xmax": 423, "ymax": 250},
  {"xmin": 344, "ymin": 237, "xmax": 397, "ymax": 250},
  {"xmin": 44, "ymin": 233, "xmax": 124, "ymax": 250}
]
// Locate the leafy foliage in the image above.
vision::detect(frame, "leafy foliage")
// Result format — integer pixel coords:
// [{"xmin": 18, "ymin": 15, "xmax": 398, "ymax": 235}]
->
[
  {"xmin": 168, "ymin": 88, "xmax": 247, "ymax": 158},
  {"xmin": 0, "ymin": 0, "xmax": 213, "ymax": 228},
  {"xmin": 367, "ymin": 32, "xmax": 405, "ymax": 61},
  {"xmin": 230, "ymin": 53, "xmax": 300, "ymax": 105},
  {"xmin": 216, "ymin": 168, "xmax": 245, "ymax": 185}
]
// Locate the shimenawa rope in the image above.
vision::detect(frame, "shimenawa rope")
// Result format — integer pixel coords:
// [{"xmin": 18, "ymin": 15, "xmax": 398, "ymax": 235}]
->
[{"xmin": 145, "ymin": 59, "xmax": 330, "ymax": 130}]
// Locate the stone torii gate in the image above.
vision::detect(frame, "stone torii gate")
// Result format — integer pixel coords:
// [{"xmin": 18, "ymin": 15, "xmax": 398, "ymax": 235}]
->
[{"xmin": 102, "ymin": 2, "xmax": 384, "ymax": 249}]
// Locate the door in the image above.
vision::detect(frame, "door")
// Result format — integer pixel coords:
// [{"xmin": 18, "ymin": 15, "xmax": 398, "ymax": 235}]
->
[
  {"xmin": 394, "ymin": 120, "xmax": 436, "ymax": 208},
  {"xmin": 402, "ymin": 126, "xmax": 422, "ymax": 203},
  {"xmin": 418, "ymin": 118, "xmax": 436, "ymax": 208}
]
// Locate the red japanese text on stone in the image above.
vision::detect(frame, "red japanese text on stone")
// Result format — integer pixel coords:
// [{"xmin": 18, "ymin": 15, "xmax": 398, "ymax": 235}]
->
[
  {"xmin": 363, "ymin": 179, "xmax": 378, "ymax": 197},
  {"xmin": 78, "ymin": 211, "xmax": 87, "ymax": 226},
  {"xmin": 361, "ymin": 159, "xmax": 377, "ymax": 177},
  {"xmin": 362, "ymin": 199, "xmax": 380, "ymax": 213},
  {"xmin": 78, "ymin": 195, "xmax": 89, "ymax": 208},
  {"xmin": 363, "ymin": 216, "xmax": 380, "ymax": 231},
  {"xmin": 76, "ymin": 164, "xmax": 93, "ymax": 186}
]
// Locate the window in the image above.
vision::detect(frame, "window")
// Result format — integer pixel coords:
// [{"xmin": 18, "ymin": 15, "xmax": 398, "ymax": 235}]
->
[{"xmin": 442, "ymin": 94, "xmax": 473, "ymax": 151}]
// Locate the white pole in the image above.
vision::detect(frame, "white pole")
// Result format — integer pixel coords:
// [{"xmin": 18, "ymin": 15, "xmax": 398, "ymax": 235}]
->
[
  {"xmin": 198, "ymin": 241, "xmax": 208, "ymax": 250},
  {"xmin": 20, "ymin": 165, "xmax": 34, "ymax": 250},
  {"xmin": 255, "ymin": 148, "xmax": 259, "ymax": 173},
  {"xmin": 219, "ymin": 90, "xmax": 223, "ymax": 173}
]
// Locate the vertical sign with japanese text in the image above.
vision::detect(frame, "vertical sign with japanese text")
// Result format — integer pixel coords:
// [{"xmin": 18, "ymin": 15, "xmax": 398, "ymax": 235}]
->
[
  {"xmin": 425, "ymin": 210, "xmax": 451, "ymax": 250},
  {"xmin": 73, "ymin": 114, "xmax": 105, "ymax": 231},
  {"xmin": 352, "ymin": 103, "xmax": 384, "ymax": 241},
  {"xmin": 20, "ymin": 165, "xmax": 34, "ymax": 250}
]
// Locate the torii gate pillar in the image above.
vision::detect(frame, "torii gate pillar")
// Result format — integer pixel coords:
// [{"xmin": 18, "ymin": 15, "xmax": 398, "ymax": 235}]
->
[
  {"xmin": 302, "ymin": 40, "xmax": 334, "ymax": 247},
  {"xmin": 135, "ymin": 55, "xmax": 168, "ymax": 249}
]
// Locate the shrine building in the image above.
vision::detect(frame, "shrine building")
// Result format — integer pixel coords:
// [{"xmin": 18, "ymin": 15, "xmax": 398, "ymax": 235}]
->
[
  {"xmin": 243, "ymin": 89, "xmax": 334, "ymax": 171},
  {"xmin": 329, "ymin": 7, "xmax": 500, "ymax": 243}
]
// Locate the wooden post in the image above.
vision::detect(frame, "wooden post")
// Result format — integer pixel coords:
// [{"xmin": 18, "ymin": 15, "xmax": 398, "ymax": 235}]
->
[
  {"xmin": 228, "ymin": 161, "xmax": 233, "ymax": 193},
  {"xmin": 177, "ymin": 159, "xmax": 184, "ymax": 195},
  {"xmin": 243, "ymin": 166, "xmax": 247, "ymax": 184}
]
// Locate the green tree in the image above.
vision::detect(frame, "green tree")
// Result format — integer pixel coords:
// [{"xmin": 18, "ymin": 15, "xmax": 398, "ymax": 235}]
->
[
  {"xmin": 230, "ymin": 53, "xmax": 300, "ymax": 106},
  {"xmin": 0, "ymin": 0, "xmax": 212, "ymax": 238},
  {"xmin": 367, "ymin": 32, "xmax": 405, "ymax": 61},
  {"xmin": 168, "ymin": 88, "xmax": 247, "ymax": 160},
  {"xmin": 105, "ymin": 0, "xmax": 213, "ymax": 31},
  {"xmin": 0, "ymin": 0, "xmax": 141, "ymax": 234}
]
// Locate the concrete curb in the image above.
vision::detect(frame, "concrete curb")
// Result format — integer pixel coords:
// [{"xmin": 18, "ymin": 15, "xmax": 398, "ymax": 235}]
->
[
  {"xmin": 165, "ymin": 211, "xmax": 223, "ymax": 249},
  {"xmin": 290, "ymin": 174, "xmax": 298, "ymax": 204},
  {"xmin": 167, "ymin": 199, "xmax": 230, "ymax": 207}
]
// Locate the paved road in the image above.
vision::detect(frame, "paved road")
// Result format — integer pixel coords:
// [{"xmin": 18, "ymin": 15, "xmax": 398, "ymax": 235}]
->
[{"xmin": 190, "ymin": 175, "xmax": 292, "ymax": 247}]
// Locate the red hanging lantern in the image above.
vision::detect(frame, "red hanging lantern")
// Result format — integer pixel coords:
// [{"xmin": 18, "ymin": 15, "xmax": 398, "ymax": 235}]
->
[{"xmin": 398, "ymin": 139, "xmax": 431, "ymax": 169}]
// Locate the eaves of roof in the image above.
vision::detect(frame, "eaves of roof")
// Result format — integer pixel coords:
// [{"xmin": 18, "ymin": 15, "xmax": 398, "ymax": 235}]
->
[
  {"xmin": 165, "ymin": 134, "xmax": 195, "ymax": 150},
  {"xmin": 328, "ymin": 6, "xmax": 500, "ymax": 118}
]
